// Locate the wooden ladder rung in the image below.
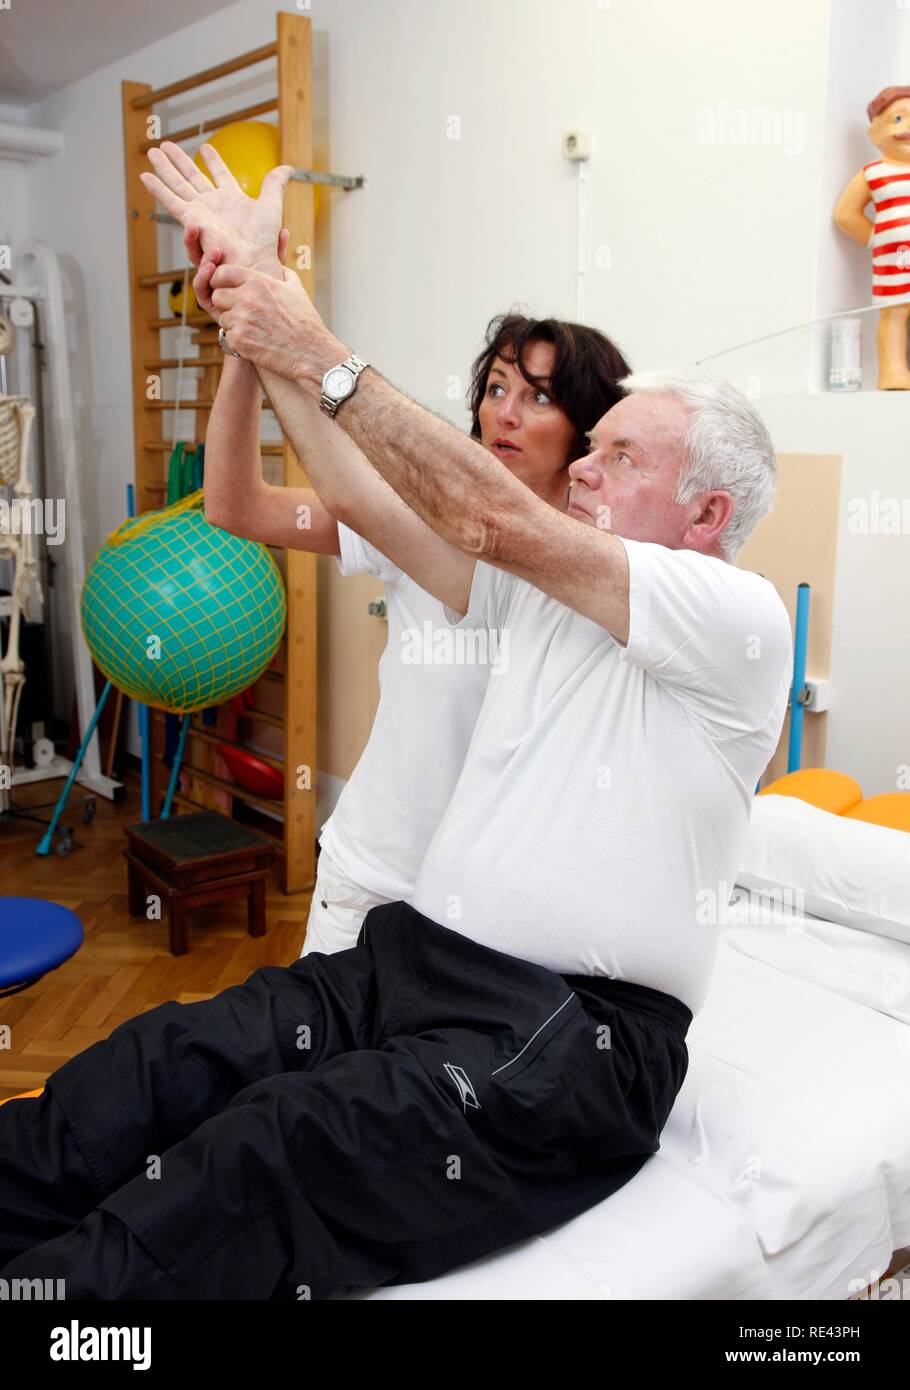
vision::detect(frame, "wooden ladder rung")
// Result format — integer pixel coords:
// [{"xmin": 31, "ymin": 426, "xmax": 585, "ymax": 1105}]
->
[
  {"xmin": 131, "ymin": 43, "xmax": 277, "ymax": 110},
  {"xmin": 150, "ymin": 711, "xmax": 284, "ymax": 771},
  {"xmin": 142, "ymin": 442, "xmax": 284, "ymax": 454},
  {"xmin": 140, "ymin": 100, "xmax": 279, "ymax": 154},
  {"xmin": 243, "ymin": 707, "xmax": 284, "ymax": 730},
  {"xmin": 158, "ymin": 755, "xmax": 284, "ymax": 817},
  {"xmin": 149, "ymin": 315, "xmax": 212, "ymax": 330},
  {"xmin": 143, "ymin": 400, "xmax": 274, "ymax": 412},
  {"xmin": 140, "ymin": 269, "xmax": 192, "ymax": 287},
  {"xmin": 144, "ymin": 358, "xmax": 223, "ymax": 370}
]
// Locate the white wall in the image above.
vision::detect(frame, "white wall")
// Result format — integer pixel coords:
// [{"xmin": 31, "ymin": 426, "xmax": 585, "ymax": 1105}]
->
[
  {"xmin": 0, "ymin": 102, "xmax": 34, "ymax": 262},
  {"xmin": 0, "ymin": 162, "xmax": 28, "ymax": 251},
  {"xmin": 6, "ymin": 0, "xmax": 908, "ymax": 794}
]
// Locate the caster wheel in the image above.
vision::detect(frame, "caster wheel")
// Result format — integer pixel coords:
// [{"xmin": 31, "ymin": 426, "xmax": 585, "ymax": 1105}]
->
[
  {"xmin": 82, "ymin": 800, "xmax": 96, "ymax": 825},
  {"xmin": 56, "ymin": 833, "xmax": 73, "ymax": 857}
]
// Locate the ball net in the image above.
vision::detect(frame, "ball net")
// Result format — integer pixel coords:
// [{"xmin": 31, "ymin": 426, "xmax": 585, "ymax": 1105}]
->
[{"xmin": 80, "ymin": 489, "xmax": 287, "ymax": 714}]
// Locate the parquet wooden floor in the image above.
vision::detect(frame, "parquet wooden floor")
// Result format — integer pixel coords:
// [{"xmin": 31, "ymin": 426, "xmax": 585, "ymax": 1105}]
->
[{"xmin": 0, "ymin": 769, "xmax": 313, "ymax": 1101}]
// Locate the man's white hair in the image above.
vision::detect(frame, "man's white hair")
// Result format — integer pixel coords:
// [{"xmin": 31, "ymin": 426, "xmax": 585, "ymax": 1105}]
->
[{"xmin": 616, "ymin": 371, "xmax": 777, "ymax": 561}]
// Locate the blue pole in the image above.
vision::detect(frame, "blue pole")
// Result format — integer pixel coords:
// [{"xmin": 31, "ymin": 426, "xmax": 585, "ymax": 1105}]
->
[
  {"xmin": 36, "ymin": 680, "xmax": 114, "ymax": 854},
  {"xmin": 139, "ymin": 709, "xmax": 150, "ymax": 821},
  {"xmin": 161, "ymin": 712, "xmax": 191, "ymax": 819},
  {"xmin": 788, "ymin": 583, "xmax": 810, "ymax": 773},
  {"xmin": 126, "ymin": 484, "xmax": 151, "ymax": 822}
]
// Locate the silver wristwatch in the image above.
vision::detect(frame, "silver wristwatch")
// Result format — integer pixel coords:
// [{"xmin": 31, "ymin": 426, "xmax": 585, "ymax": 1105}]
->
[{"xmin": 320, "ymin": 353, "xmax": 369, "ymax": 417}]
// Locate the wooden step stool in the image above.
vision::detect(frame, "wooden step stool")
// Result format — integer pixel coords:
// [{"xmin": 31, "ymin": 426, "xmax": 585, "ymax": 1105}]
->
[{"xmin": 123, "ymin": 812, "xmax": 274, "ymax": 956}]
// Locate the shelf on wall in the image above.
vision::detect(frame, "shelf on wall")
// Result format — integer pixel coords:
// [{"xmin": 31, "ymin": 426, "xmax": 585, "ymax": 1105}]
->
[{"xmin": 810, "ymin": 0, "xmax": 910, "ymax": 393}]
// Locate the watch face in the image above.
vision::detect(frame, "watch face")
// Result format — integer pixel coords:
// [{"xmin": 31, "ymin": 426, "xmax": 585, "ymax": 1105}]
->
[{"xmin": 326, "ymin": 367, "xmax": 355, "ymax": 400}]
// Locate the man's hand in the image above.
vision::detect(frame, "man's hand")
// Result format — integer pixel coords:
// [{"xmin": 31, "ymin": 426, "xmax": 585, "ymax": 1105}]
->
[
  {"xmin": 140, "ymin": 140, "xmax": 294, "ymax": 278},
  {"xmin": 209, "ymin": 262, "xmax": 346, "ymax": 382},
  {"xmin": 193, "ymin": 230, "xmax": 290, "ymax": 318}
]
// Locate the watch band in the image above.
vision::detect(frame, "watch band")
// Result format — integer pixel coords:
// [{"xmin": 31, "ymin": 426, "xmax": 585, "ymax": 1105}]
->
[{"xmin": 320, "ymin": 353, "xmax": 370, "ymax": 417}]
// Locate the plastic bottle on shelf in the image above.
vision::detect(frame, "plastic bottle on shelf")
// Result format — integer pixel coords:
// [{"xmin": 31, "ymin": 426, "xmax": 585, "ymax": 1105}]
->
[{"xmin": 829, "ymin": 317, "xmax": 862, "ymax": 391}]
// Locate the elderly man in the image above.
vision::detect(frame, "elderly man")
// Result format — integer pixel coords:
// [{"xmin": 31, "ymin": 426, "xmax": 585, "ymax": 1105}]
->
[{"xmin": 0, "ymin": 145, "xmax": 791, "ymax": 1300}]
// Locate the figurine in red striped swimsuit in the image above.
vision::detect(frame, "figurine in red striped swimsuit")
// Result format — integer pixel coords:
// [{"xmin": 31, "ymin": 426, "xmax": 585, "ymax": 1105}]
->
[{"xmin": 835, "ymin": 85, "xmax": 910, "ymax": 389}]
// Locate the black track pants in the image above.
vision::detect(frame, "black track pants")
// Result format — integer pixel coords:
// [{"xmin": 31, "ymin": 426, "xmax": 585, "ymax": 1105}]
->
[{"xmin": 0, "ymin": 902, "xmax": 691, "ymax": 1299}]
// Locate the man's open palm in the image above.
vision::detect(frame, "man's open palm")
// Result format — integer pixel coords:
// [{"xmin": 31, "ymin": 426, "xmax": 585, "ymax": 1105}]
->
[{"xmin": 140, "ymin": 140, "xmax": 294, "ymax": 276}]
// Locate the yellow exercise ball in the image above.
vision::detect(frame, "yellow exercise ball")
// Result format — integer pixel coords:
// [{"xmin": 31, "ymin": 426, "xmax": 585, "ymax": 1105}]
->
[
  {"xmin": 168, "ymin": 278, "xmax": 198, "ymax": 318},
  {"xmin": 195, "ymin": 120, "xmax": 280, "ymax": 198},
  {"xmin": 195, "ymin": 119, "xmax": 321, "ymax": 219}
]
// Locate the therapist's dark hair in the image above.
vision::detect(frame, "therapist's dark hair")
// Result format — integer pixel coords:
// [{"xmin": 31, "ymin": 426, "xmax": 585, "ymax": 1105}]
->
[{"xmin": 468, "ymin": 313, "xmax": 632, "ymax": 463}]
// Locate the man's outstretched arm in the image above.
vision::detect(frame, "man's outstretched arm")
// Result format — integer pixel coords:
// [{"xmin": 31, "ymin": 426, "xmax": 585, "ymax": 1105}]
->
[
  {"xmin": 315, "ymin": 368, "xmax": 630, "ymax": 646},
  {"xmin": 256, "ymin": 367, "xmax": 475, "ymax": 612},
  {"xmin": 211, "ymin": 265, "xmax": 631, "ymax": 644},
  {"xmin": 191, "ymin": 254, "xmax": 472, "ymax": 611},
  {"xmin": 137, "ymin": 143, "xmax": 628, "ymax": 639}
]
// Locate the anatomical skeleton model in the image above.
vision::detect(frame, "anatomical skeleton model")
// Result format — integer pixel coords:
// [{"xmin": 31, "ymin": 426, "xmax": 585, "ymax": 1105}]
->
[{"xmin": 0, "ymin": 370, "xmax": 40, "ymax": 810}]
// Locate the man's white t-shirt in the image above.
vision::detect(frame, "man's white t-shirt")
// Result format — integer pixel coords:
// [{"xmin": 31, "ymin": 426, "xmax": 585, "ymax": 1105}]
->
[
  {"xmin": 411, "ymin": 538, "xmax": 793, "ymax": 1015},
  {"xmin": 318, "ymin": 525, "xmax": 493, "ymax": 901}
]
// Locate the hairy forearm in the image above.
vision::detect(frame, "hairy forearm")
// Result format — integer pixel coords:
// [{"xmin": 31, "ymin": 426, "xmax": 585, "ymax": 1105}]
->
[
  {"xmin": 256, "ymin": 364, "xmax": 367, "ymax": 522},
  {"xmin": 214, "ymin": 268, "xmax": 538, "ymax": 565},
  {"xmin": 206, "ymin": 262, "xmax": 629, "ymax": 634},
  {"xmin": 254, "ymin": 361, "xmax": 474, "ymax": 611},
  {"xmin": 204, "ymin": 357, "xmax": 267, "ymax": 523},
  {"xmin": 294, "ymin": 356, "xmax": 533, "ymax": 563},
  {"xmin": 279, "ymin": 328, "xmax": 628, "ymax": 636}
]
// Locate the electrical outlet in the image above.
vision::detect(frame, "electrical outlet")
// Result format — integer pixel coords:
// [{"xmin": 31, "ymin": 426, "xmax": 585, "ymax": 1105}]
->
[
  {"xmin": 563, "ymin": 130, "xmax": 592, "ymax": 161},
  {"xmin": 802, "ymin": 678, "xmax": 830, "ymax": 713}
]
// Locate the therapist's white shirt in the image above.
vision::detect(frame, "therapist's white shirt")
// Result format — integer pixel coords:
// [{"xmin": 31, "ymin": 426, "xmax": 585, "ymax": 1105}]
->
[
  {"xmin": 318, "ymin": 525, "xmax": 492, "ymax": 902},
  {"xmin": 412, "ymin": 538, "xmax": 793, "ymax": 1015}
]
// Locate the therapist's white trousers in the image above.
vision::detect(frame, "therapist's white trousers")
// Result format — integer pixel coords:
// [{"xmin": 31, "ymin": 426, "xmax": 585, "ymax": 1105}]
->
[{"xmin": 301, "ymin": 846, "xmax": 397, "ymax": 957}]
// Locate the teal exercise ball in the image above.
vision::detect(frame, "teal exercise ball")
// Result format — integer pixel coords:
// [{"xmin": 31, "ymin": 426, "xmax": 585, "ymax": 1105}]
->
[{"xmin": 80, "ymin": 491, "xmax": 286, "ymax": 714}]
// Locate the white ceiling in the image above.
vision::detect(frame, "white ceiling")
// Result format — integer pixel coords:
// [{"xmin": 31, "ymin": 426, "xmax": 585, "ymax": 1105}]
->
[{"xmin": 0, "ymin": 0, "xmax": 237, "ymax": 104}]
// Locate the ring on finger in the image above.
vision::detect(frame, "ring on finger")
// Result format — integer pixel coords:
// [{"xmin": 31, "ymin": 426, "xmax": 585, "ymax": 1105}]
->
[{"xmin": 218, "ymin": 326, "xmax": 242, "ymax": 358}]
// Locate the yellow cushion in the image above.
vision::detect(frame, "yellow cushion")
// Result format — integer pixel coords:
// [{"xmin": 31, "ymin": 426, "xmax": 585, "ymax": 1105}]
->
[
  {"xmin": 0, "ymin": 1088, "xmax": 43, "ymax": 1108},
  {"xmin": 844, "ymin": 794, "xmax": 910, "ymax": 833},
  {"xmin": 758, "ymin": 768, "xmax": 864, "ymax": 816}
]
